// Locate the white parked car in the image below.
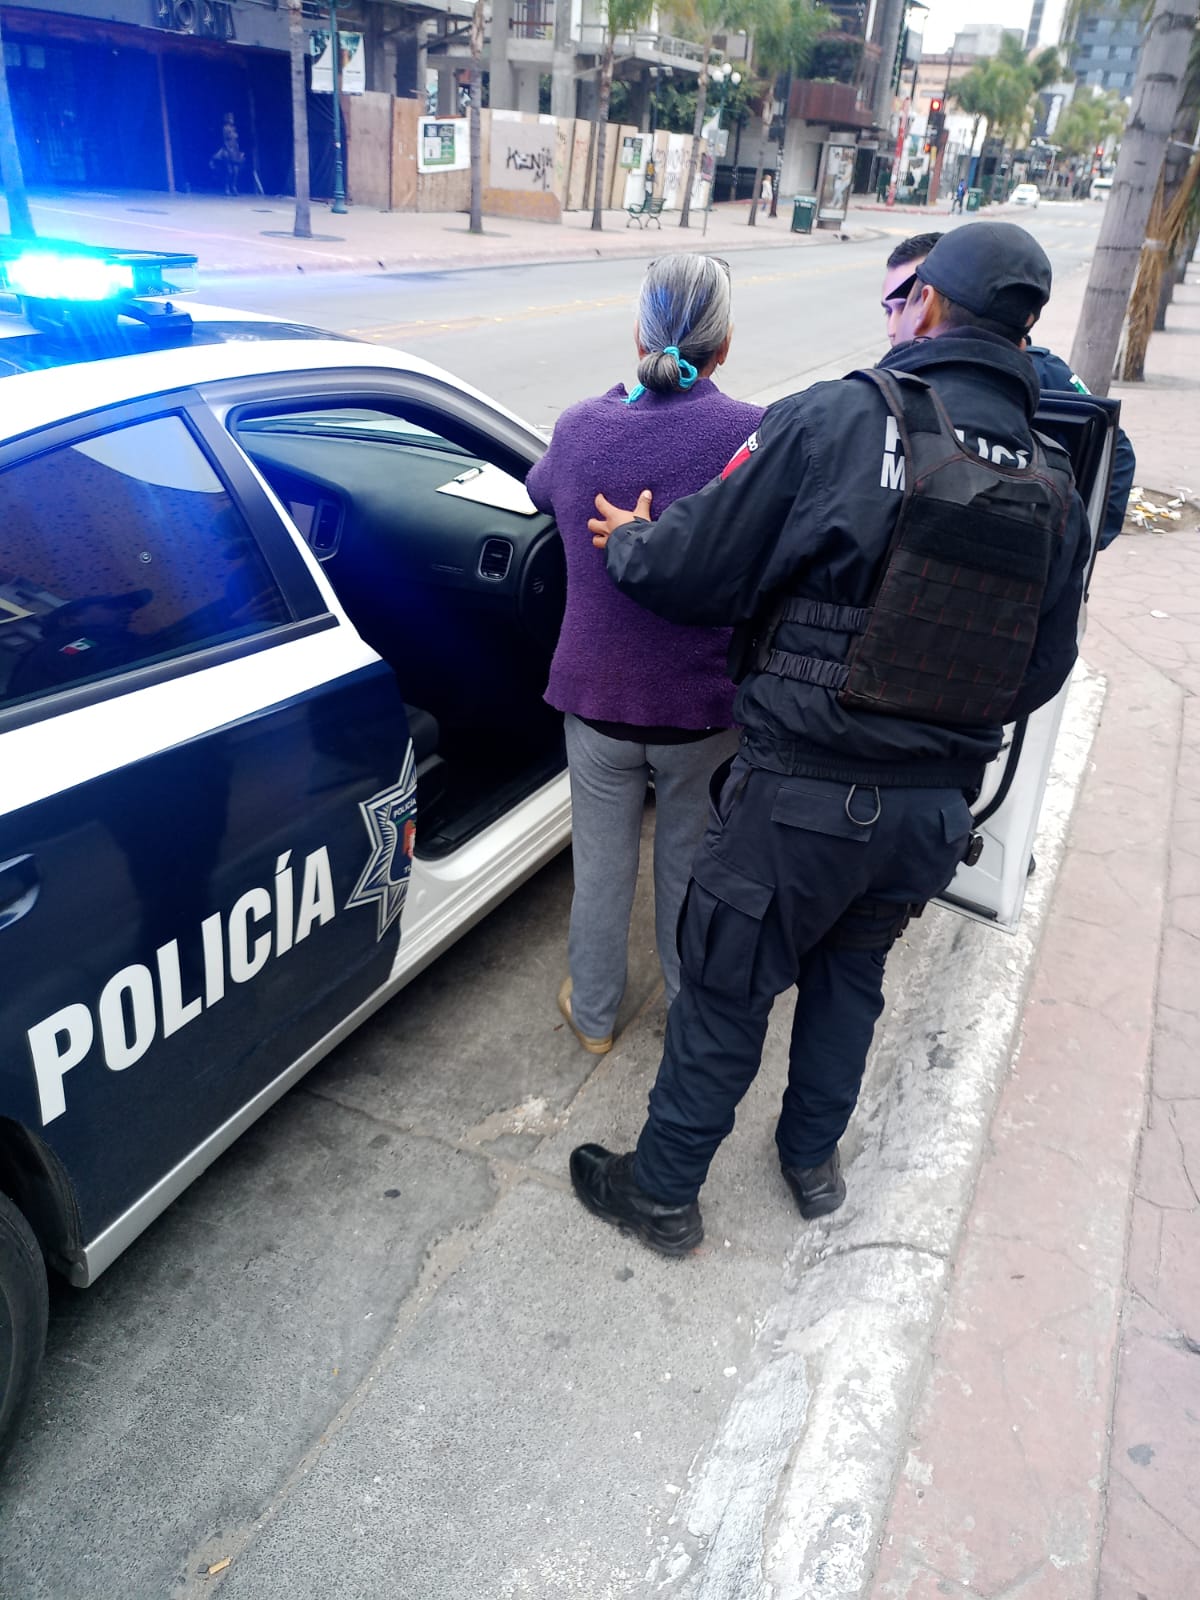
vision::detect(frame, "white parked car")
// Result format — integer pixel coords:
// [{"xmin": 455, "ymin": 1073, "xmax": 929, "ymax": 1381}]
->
[
  {"xmin": 1010, "ymin": 183, "xmax": 1041, "ymax": 208},
  {"xmin": 1092, "ymin": 176, "xmax": 1113, "ymax": 198}
]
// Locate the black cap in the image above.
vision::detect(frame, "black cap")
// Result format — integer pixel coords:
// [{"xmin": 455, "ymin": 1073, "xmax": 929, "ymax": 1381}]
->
[{"xmin": 915, "ymin": 222, "xmax": 1052, "ymax": 329}]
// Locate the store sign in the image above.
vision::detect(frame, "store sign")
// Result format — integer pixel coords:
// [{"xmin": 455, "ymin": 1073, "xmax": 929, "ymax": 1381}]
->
[
  {"xmin": 310, "ymin": 30, "xmax": 365, "ymax": 95},
  {"xmin": 418, "ymin": 118, "xmax": 470, "ymax": 173}
]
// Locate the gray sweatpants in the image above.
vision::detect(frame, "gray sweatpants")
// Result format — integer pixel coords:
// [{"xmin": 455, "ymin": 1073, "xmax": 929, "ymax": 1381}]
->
[{"xmin": 563, "ymin": 712, "xmax": 740, "ymax": 1038}]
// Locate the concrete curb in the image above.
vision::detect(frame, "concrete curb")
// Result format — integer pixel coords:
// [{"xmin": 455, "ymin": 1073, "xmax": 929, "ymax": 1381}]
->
[
  {"xmin": 645, "ymin": 664, "xmax": 1107, "ymax": 1599},
  {"xmin": 194, "ymin": 224, "xmax": 886, "ymax": 279}
]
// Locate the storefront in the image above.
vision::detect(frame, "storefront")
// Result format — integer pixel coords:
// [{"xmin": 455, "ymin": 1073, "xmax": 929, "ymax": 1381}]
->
[{"xmin": 1, "ymin": 3, "xmax": 292, "ymax": 193}]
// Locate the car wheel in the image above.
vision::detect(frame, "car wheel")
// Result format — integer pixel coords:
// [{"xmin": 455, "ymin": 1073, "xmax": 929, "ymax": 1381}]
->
[{"xmin": 0, "ymin": 1193, "xmax": 48, "ymax": 1465}]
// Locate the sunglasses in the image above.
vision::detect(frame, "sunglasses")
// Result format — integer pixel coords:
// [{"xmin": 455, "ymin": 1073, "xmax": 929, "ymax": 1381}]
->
[{"xmin": 883, "ymin": 270, "xmax": 920, "ymax": 310}]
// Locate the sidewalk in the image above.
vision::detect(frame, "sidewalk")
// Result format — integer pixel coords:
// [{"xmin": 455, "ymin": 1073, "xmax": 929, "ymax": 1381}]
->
[
  {"xmin": 0, "ymin": 189, "xmax": 876, "ymax": 277},
  {"xmin": 868, "ymin": 276, "xmax": 1200, "ymax": 1596}
]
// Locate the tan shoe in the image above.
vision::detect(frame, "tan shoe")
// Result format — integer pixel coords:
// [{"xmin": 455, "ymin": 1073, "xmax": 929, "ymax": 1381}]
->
[{"xmin": 557, "ymin": 977, "xmax": 613, "ymax": 1055}]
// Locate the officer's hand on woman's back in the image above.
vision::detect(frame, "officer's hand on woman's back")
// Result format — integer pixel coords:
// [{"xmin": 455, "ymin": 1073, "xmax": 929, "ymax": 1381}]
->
[{"xmin": 589, "ymin": 488, "xmax": 654, "ymax": 548}]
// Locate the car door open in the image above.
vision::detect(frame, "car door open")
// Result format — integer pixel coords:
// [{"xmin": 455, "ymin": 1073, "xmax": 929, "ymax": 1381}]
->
[{"xmin": 934, "ymin": 393, "xmax": 1121, "ymax": 930}]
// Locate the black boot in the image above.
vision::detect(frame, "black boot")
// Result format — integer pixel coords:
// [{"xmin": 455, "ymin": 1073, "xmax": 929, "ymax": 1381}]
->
[
  {"xmin": 569, "ymin": 1144, "xmax": 703, "ymax": 1257},
  {"xmin": 781, "ymin": 1148, "xmax": 846, "ymax": 1219}
]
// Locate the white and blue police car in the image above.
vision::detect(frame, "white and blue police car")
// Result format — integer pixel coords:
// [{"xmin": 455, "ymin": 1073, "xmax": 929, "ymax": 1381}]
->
[{"xmin": 0, "ymin": 242, "xmax": 572, "ymax": 1456}]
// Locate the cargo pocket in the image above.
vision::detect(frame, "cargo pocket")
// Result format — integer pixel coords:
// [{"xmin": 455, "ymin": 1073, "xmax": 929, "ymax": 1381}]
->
[{"xmin": 680, "ymin": 850, "xmax": 773, "ymax": 1003}]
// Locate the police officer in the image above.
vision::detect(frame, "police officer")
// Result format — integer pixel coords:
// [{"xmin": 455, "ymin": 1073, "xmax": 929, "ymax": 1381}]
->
[
  {"xmin": 569, "ymin": 222, "xmax": 1093, "ymax": 1256},
  {"xmin": 883, "ymin": 231, "xmax": 1136, "ymax": 548}
]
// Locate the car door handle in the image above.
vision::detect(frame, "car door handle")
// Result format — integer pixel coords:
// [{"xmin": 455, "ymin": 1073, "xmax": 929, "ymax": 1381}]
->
[{"xmin": 0, "ymin": 854, "xmax": 39, "ymax": 931}]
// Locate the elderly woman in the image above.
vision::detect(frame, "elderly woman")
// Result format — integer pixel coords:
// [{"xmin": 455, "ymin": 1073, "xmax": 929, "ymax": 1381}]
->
[{"xmin": 527, "ymin": 254, "xmax": 763, "ymax": 1054}]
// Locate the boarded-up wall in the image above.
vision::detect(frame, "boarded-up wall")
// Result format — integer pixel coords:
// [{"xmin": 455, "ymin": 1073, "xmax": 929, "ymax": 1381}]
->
[{"xmin": 347, "ymin": 91, "xmax": 394, "ymax": 210}]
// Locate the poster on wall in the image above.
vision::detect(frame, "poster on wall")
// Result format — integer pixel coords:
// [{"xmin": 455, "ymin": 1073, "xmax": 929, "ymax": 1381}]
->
[
  {"xmin": 817, "ymin": 141, "xmax": 855, "ymax": 221},
  {"xmin": 619, "ymin": 136, "xmax": 644, "ymax": 170},
  {"xmin": 418, "ymin": 117, "xmax": 470, "ymax": 173},
  {"xmin": 310, "ymin": 30, "xmax": 365, "ymax": 95}
]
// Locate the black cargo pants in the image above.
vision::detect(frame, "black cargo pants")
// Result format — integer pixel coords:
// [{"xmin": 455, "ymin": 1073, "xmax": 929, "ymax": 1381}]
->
[{"xmin": 632, "ymin": 756, "xmax": 975, "ymax": 1206}]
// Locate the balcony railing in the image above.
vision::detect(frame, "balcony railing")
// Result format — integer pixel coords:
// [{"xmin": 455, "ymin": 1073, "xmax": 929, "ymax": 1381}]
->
[
  {"xmin": 788, "ymin": 78, "xmax": 874, "ymax": 128},
  {"xmin": 511, "ymin": 0, "xmax": 553, "ymax": 40}
]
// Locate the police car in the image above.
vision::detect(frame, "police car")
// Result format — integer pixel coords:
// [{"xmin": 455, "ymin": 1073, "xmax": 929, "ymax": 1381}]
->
[
  {"xmin": 0, "ymin": 242, "xmax": 1120, "ymax": 1461},
  {"xmin": 0, "ymin": 242, "xmax": 574, "ymax": 1458}
]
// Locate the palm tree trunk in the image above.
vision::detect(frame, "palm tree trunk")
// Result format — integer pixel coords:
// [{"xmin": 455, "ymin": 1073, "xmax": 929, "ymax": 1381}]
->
[
  {"xmin": 747, "ymin": 101, "xmax": 770, "ymax": 228},
  {"xmin": 0, "ymin": 13, "xmax": 34, "ymax": 238},
  {"xmin": 592, "ymin": 42, "xmax": 615, "ymax": 230},
  {"xmin": 287, "ymin": 0, "xmax": 312, "ymax": 238},
  {"xmin": 679, "ymin": 33, "xmax": 712, "ymax": 228},
  {"xmin": 468, "ymin": 0, "xmax": 485, "ymax": 234},
  {"xmin": 1068, "ymin": 0, "xmax": 1199, "ymax": 394}
]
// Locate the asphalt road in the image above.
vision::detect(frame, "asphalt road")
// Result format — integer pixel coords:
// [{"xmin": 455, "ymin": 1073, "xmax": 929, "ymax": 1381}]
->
[
  {"xmin": 205, "ymin": 205, "xmax": 1103, "ymax": 429},
  {"xmin": 0, "ymin": 204, "xmax": 1104, "ymax": 1600}
]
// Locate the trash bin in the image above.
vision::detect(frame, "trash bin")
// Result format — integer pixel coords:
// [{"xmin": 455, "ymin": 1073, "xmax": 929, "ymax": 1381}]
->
[
  {"xmin": 790, "ymin": 195, "xmax": 817, "ymax": 234},
  {"xmin": 966, "ymin": 187, "xmax": 983, "ymax": 212}
]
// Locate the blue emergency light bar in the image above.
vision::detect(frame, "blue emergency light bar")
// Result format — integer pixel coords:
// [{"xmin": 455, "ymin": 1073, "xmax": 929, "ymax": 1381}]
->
[{"xmin": 0, "ymin": 240, "xmax": 197, "ymax": 337}]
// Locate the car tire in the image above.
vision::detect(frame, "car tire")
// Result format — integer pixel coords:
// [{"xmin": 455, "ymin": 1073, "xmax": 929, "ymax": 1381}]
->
[{"xmin": 0, "ymin": 1193, "xmax": 48, "ymax": 1465}]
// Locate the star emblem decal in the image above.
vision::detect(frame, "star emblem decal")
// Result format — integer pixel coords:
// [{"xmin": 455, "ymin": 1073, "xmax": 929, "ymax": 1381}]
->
[{"xmin": 346, "ymin": 749, "xmax": 418, "ymax": 940}]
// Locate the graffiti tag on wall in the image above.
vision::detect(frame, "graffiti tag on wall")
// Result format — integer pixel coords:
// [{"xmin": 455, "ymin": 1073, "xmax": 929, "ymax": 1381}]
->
[{"xmin": 490, "ymin": 119, "xmax": 557, "ymax": 194}]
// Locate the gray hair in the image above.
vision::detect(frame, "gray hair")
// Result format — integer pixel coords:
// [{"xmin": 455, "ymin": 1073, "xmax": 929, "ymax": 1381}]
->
[{"xmin": 635, "ymin": 255, "xmax": 733, "ymax": 395}]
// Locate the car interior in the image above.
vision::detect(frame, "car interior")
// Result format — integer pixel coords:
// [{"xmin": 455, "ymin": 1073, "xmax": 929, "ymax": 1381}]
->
[{"xmin": 233, "ymin": 404, "xmax": 567, "ymax": 860}]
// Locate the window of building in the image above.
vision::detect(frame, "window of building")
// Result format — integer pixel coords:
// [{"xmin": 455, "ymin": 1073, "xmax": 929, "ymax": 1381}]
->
[{"xmin": 0, "ymin": 414, "xmax": 292, "ymax": 709}]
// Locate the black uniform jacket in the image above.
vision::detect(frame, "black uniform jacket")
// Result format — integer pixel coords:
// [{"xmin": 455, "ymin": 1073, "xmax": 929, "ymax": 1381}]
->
[{"xmin": 604, "ymin": 330, "xmax": 1092, "ymax": 792}]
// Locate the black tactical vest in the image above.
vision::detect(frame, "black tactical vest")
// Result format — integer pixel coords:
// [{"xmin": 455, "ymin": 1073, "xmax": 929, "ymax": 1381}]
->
[{"xmin": 757, "ymin": 368, "xmax": 1075, "ymax": 728}]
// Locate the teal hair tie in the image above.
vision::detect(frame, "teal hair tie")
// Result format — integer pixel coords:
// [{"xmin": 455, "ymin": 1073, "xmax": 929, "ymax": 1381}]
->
[
  {"xmin": 663, "ymin": 345, "xmax": 699, "ymax": 390},
  {"xmin": 625, "ymin": 383, "xmax": 646, "ymax": 405}
]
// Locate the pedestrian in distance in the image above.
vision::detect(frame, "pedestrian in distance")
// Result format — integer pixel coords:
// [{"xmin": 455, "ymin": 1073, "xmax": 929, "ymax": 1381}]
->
[
  {"xmin": 210, "ymin": 112, "xmax": 245, "ymax": 197},
  {"xmin": 882, "ymin": 232, "xmax": 1136, "ymax": 547},
  {"xmin": 953, "ymin": 178, "xmax": 967, "ymax": 214},
  {"xmin": 572, "ymin": 222, "xmax": 1093, "ymax": 1256},
  {"xmin": 760, "ymin": 174, "xmax": 773, "ymax": 214},
  {"xmin": 525, "ymin": 255, "xmax": 762, "ymax": 1058}
]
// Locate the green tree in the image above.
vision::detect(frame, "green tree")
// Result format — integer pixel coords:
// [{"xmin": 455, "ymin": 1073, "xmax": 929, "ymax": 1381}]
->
[
  {"xmin": 592, "ymin": 0, "xmax": 656, "ymax": 230},
  {"xmin": 744, "ymin": 0, "xmax": 828, "ymax": 228},
  {"xmin": 0, "ymin": 11, "xmax": 34, "ymax": 239},
  {"xmin": 287, "ymin": 0, "xmax": 312, "ymax": 239},
  {"xmin": 670, "ymin": 0, "xmax": 733, "ymax": 227},
  {"xmin": 1051, "ymin": 89, "xmax": 1126, "ymax": 160}
]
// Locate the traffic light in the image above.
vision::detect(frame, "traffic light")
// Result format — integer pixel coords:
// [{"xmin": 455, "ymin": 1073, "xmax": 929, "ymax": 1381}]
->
[
  {"xmin": 929, "ymin": 97, "xmax": 943, "ymax": 114},
  {"xmin": 927, "ymin": 96, "xmax": 945, "ymax": 145}
]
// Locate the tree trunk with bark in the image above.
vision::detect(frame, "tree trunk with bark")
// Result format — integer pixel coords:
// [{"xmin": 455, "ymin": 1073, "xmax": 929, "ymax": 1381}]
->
[
  {"xmin": 679, "ymin": 34, "xmax": 713, "ymax": 228},
  {"xmin": 592, "ymin": 42, "xmax": 615, "ymax": 230},
  {"xmin": 287, "ymin": 0, "xmax": 312, "ymax": 239},
  {"xmin": 747, "ymin": 95, "xmax": 771, "ymax": 228},
  {"xmin": 0, "ymin": 13, "xmax": 34, "ymax": 238},
  {"xmin": 469, "ymin": 0, "xmax": 485, "ymax": 235},
  {"xmin": 1068, "ymin": 0, "xmax": 1200, "ymax": 395}
]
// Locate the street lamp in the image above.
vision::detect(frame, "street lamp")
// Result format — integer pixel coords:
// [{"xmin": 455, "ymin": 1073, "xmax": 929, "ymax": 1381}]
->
[
  {"xmin": 703, "ymin": 61, "xmax": 741, "ymax": 236},
  {"xmin": 646, "ymin": 66, "xmax": 672, "ymax": 199},
  {"xmin": 329, "ymin": 0, "xmax": 347, "ymax": 215}
]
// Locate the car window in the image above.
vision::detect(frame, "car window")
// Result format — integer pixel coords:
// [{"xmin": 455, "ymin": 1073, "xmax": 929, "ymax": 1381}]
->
[
  {"xmin": 0, "ymin": 413, "xmax": 291, "ymax": 710},
  {"xmin": 238, "ymin": 407, "xmax": 461, "ymax": 453}
]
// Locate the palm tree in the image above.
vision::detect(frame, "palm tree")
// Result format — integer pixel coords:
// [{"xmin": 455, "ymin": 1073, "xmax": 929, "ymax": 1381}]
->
[
  {"xmin": 469, "ymin": 0, "xmax": 486, "ymax": 234},
  {"xmin": 0, "ymin": 11, "xmax": 34, "ymax": 238},
  {"xmin": 673, "ymin": 0, "xmax": 731, "ymax": 227},
  {"xmin": 591, "ymin": 0, "xmax": 656, "ymax": 230},
  {"xmin": 744, "ymin": 0, "xmax": 828, "ymax": 228},
  {"xmin": 1068, "ymin": 0, "xmax": 1200, "ymax": 392},
  {"xmin": 287, "ymin": 0, "xmax": 312, "ymax": 239}
]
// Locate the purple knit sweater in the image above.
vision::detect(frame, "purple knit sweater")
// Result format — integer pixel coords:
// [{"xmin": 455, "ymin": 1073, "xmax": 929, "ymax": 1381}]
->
[{"xmin": 527, "ymin": 379, "xmax": 763, "ymax": 729}]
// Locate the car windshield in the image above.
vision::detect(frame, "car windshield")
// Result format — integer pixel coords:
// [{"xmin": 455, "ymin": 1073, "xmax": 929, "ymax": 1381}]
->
[{"xmin": 238, "ymin": 408, "xmax": 461, "ymax": 452}]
